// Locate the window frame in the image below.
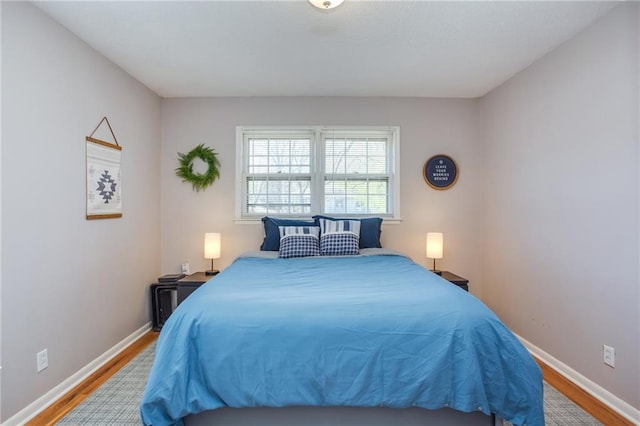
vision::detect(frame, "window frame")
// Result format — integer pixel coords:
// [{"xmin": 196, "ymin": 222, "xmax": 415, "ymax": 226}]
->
[{"xmin": 235, "ymin": 126, "xmax": 401, "ymax": 222}]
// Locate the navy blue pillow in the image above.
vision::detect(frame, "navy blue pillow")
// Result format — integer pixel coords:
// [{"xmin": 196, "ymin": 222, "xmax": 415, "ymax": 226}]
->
[
  {"xmin": 312, "ymin": 215, "xmax": 383, "ymax": 249},
  {"xmin": 260, "ymin": 217, "xmax": 317, "ymax": 251}
]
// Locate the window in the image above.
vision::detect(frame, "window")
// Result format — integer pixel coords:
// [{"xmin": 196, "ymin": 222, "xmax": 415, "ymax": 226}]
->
[{"xmin": 236, "ymin": 126, "xmax": 400, "ymax": 220}]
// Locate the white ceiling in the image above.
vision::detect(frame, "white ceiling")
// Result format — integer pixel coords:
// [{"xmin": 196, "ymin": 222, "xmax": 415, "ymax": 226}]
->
[{"xmin": 34, "ymin": 1, "xmax": 617, "ymax": 98}]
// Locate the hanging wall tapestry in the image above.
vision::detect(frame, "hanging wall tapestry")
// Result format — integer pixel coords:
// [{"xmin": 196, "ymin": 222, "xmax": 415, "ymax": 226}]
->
[{"xmin": 86, "ymin": 117, "xmax": 122, "ymax": 220}]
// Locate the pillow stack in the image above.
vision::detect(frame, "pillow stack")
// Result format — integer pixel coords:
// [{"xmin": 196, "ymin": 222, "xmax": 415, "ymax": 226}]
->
[
  {"xmin": 260, "ymin": 215, "xmax": 383, "ymax": 258},
  {"xmin": 312, "ymin": 215, "xmax": 382, "ymax": 249},
  {"xmin": 316, "ymin": 218, "xmax": 360, "ymax": 256},
  {"xmin": 278, "ymin": 226, "xmax": 320, "ymax": 259},
  {"xmin": 260, "ymin": 217, "xmax": 316, "ymax": 251}
]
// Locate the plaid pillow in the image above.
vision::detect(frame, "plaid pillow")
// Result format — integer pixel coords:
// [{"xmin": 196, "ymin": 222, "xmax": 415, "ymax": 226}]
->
[
  {"xmin": 320, "ymin": 232, "xmax": 360, "ymax": 256},
  {"xmin": 279, "ymin": 234, "xmax": 320, "ymax": 258}
]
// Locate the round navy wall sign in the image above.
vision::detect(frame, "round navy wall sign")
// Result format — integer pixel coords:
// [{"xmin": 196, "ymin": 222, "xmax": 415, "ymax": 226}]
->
[{"xmin": 423, "ymin": 155, "xmax": 459, "ymax": 190}]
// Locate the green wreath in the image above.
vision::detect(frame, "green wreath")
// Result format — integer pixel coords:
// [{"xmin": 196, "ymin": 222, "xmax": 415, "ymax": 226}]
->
[{"xmin": 175, "ymin": 144, "xmax": 221, "ymax": 192}]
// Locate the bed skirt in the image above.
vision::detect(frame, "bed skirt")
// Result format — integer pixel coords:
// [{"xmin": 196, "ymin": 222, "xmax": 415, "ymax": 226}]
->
[{"xmin": 184, "ymin": 406, "xmax": 502, "ymax": 426}]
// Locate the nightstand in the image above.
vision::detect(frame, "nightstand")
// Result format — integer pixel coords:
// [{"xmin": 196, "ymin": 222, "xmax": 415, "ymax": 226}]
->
[
  {"xmin": 150, "ymin": 282, "xmax": 178, "ymax": 331},
  {"xmin": 177, "ymin": 271, "xmax": 218, "ymax": 304},
  {"xmin": 440, "ymin": 271, "xmax": 469, "ymax": 292}
]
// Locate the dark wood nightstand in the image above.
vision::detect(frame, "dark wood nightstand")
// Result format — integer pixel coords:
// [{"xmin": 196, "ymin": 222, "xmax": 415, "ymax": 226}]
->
[
  {"xmin": 177, "ymin": 271, "xmax": 218, "ymax": 304},
  {"xmin": 440, "ymin": 271, "xmax": 469, "ymax": 292}
]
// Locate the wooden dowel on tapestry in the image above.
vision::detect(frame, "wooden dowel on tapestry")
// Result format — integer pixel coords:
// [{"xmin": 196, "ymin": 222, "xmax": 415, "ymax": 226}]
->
[{"xmin": 85, "ymin": 136, "xmax": 122, "ymax": 151}]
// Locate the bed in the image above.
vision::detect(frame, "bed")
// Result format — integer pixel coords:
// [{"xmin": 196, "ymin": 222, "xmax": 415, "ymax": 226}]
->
[{"xmin": 140, "ymin": 249, "xmax": 544, "ymax": 426}]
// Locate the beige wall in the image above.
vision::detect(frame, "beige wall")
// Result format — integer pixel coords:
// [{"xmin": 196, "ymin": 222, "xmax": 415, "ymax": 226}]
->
[
  {"xmin": 160, "ymin": 97, "xmax": 484, "ymax": 293},
  {"xmin": 479, "ymin": 3, "xmax": 639, "ymax": 409},
  {"xmin": 1, "ymin": 2, "xmax": 161, "ymax": 420}
]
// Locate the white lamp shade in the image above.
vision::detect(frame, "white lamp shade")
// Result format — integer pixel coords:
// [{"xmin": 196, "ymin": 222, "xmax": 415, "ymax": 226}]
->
[
  {"xmin": 426, "ymin": 233, "xmax": 443, "ymax": 259},
  {"xmin": 204, "ymin": 233, "xmax": 221, "ymax": 259}
]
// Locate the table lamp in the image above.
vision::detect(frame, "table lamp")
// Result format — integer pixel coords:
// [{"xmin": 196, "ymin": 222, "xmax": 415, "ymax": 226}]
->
[
  {"xmin": 204, "ymin": 233, "xmax": 221, "ymax": 276},
  {"xmin": 426, "ymin": 232, "xmax": 443, "ymax": 275}
]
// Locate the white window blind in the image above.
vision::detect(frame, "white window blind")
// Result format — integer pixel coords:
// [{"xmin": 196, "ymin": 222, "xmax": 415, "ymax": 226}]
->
[
  {"xmin": 324, "ymin": 134, "xmax": 390, "ymax": 215},
  {"xmin": 237, "ymin": 127, "xmax": 399, "ymax": 220},
  {"xmin": 245, "ymin": 135, "xmax": 312, "ymax": 215}
]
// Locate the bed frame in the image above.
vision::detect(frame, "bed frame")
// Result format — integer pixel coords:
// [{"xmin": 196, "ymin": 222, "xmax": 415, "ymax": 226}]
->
[{"xmin": 184, "ymin": 406, "xmax": 503, "ymax": 426}]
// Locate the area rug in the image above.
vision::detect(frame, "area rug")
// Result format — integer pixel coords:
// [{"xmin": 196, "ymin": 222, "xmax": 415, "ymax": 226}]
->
[{"xmin": 56, "ymin": 342, "xmax": 602, "ymax": 425}]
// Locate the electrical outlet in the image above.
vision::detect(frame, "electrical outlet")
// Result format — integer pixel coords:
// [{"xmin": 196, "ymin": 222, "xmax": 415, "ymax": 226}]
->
[
  {"xmin": 603, "ymin": 345, "xmax": 615, "ymax": 368},
  {"xmin": 37, "ymin": 349, "xmax": 48, "ymax": 372}
]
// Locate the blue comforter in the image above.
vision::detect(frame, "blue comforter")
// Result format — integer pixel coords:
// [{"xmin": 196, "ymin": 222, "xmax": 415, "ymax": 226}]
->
[{"xmin": 141, "ymin": 253, "xmax": 544, "ymax": 426}]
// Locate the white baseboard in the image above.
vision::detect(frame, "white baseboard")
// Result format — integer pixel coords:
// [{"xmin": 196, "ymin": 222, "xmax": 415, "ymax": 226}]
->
[
  {"xmin": 516, "ymin": 333, "xmax": 640, "ymax": 425},
  {"xmin": 2, "ymin": 322, "xmax": 151, "ymax": 426}
]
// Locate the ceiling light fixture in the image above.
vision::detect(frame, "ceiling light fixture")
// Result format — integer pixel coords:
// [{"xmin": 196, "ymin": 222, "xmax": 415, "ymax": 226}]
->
[{"xmin": 308, "ymin": 0, "xmax": 344, "ymax": 11}]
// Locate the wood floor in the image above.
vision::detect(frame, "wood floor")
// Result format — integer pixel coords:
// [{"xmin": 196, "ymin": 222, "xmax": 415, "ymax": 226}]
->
[
  {"xmin": 534, "ymin": 356, "xmax": 635, "ymax": 426},
  {"xmin": 27, "ymin": 331, "xmax": 633, "ymax": 426},
  {"xmin": 26, "ymin": 331, "xmax": 158, "ymax": 426}
]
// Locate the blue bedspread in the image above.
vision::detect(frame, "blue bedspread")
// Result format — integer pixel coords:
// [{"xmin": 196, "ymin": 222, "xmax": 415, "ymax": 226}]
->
[{"xmin": 141, "ymin": 253, "xmax": 544, "ymax": 426}]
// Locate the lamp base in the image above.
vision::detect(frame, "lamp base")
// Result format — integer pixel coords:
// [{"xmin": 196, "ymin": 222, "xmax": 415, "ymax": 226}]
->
[
  {"xmin": 432, "ymin": 269, "xmax": 442, "ymax": 276},
  {"xmin": 205, "ymin": 269, "xmax": 220, "ymax": 276}
]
